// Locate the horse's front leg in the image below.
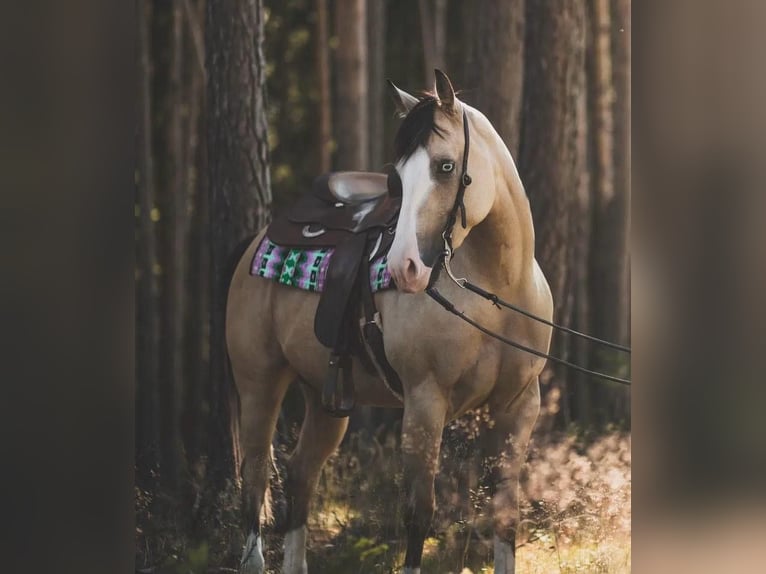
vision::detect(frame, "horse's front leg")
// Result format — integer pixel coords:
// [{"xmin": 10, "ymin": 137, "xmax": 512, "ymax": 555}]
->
[
  {"xmin": 401, "ymin": 380, "xmax": 448, "ymax": 574},
  {"xmin": 485, "ymin": 378, "xmax": 541, "ymax": 574}
]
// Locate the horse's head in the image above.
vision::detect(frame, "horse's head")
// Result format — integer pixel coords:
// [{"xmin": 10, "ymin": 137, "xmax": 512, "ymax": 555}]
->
[{"xmin": 386, "ymin": 70, "xmax": 496, "ymax": 293}]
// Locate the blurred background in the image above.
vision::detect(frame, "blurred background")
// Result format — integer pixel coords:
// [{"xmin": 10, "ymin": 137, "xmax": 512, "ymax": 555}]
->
[{"xmin": 135, "ymin": 0, "xmax": 631, "ymax": 571}]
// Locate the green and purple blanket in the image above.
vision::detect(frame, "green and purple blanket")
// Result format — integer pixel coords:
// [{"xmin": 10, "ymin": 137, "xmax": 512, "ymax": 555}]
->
[{"xmin": 250, "ymin": 236, "xmax": 393, "ymax": 293}]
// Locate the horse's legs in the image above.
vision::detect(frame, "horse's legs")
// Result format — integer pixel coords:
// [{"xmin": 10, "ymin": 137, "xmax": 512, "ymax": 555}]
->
[
  {"xmin": 282, "ymin": 384, "xmax": 349, "ymax": 574},
  {"xmin": 236, "ymin": 363, "xmax": 294, "ymax": 574},
  {"xmin": 485, "ymin": 378, "xmax": 541, "ymax": 574},
  {"xmin": 401, "ymin": 382, "xmax": 449, "ymax": 574}
]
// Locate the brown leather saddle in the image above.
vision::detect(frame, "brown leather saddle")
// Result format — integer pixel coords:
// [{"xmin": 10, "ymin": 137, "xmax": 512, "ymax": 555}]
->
[{"xmin": 267, "ymin": 171, "xmax": 404, "ymax": 416}]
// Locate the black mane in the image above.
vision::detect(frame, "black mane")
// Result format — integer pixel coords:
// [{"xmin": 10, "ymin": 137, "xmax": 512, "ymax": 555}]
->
[{"xmin": 393, "ymin": 94, "xmax": 444, "ymax": 162}]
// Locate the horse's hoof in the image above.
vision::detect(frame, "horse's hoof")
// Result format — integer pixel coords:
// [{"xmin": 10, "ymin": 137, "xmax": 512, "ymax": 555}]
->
[
  {"xmin": 239, "ymin": 532, "xmax": 265, "ymax": 574},
  {"xmin": 493, "ymin": 535, "xmax": 516, "ymax": 574}
]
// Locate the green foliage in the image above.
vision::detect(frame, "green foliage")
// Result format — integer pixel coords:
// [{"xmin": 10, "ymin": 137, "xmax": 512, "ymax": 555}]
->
[
  {"xmin": 310, "ymin": 535, "xmax": 393, "ymax": 573},
  {"xmin": 264, "ymin": 0, "xmax": 321, "ymax": 210},
  {"xmin": 161, "ymin": 542, "xmax": 208, "ymax": 574}
]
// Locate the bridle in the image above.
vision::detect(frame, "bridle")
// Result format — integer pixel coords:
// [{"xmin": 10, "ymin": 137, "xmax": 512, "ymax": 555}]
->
[
  {"xmin": 433, "ymin": 108, "xmax": 473, "ymax": 287},
  {"xmin": 392, "ymin": 107, "xmax": 632, "ymax": 386}
]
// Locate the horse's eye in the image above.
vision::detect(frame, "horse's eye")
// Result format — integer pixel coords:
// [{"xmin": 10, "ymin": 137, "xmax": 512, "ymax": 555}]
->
[{"xmin": 439, "ymin": 161, "xmax": 455, "ymax": 174}]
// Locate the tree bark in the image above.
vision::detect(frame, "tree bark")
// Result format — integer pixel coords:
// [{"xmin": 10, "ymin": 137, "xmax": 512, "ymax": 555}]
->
[
  {"xmin": 334, "ymin": 0, "xmax": 369, "ymax": 170},
  {"xmin": 317, "ymin": 0, "xmax": 332, "ymax": 172},
  {"xmin": 367, "ymin": 0, "xmax": 386, "ymax": 170},
  {"xmin": 598, "ymin": 0, "xmax": 631, "ymax": 423},
  {"xmin": 159, "ymin": 0, "xmax": 187, "ymax": 492},
  {"xmin": 181, "ymin": 0, "xmax": 207, "ymax": 489},
  {"xmin": 612, "ymin": 0, "xmax": 630, "ymax": 344},
  {"xmin": 465, "ymin": 0, "xmax": 525, "ymax": 155},
  {"xmin": 136, "ymin": 0, "xmax": 161, "ymax": 482},
  {"xmin": 580, "ymin": 0, "xmax": 630, "ymax": 427},
  {"xmin": 519, "ymin": 0, "xmax": 588, "ymax": 430},
  {"xmin": 433, "ymin": 0, "xmax": 446, "ymax": 72},
  {"xmin": 205, "ymin": 0, "xmax": 271, "ymax": 490},
  {"xmin": 418, "ymin": 0, "xmax": 446, "ymax": 86}
]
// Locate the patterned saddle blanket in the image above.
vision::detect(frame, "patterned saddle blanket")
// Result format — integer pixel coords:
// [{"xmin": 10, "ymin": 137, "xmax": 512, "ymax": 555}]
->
[{"xmin": 251, "ymin": 235, "xmax": 394, "ymax": 293}]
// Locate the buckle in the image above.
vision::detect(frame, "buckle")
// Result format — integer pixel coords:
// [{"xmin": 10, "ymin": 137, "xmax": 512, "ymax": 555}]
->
[{"xmin": 360, "ymin": 312, "xmax": 383, "ymax": 332}]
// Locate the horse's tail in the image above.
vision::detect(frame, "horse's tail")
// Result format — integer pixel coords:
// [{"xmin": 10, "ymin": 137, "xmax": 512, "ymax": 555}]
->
[{"xmin": 223, "ymin": 233, "xmax": 258, "ymax": 493}]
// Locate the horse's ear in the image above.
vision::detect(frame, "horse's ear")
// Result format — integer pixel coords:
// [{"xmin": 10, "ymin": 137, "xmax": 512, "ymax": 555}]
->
[
  {"xmin": 434, "ymin": 68, "xmax": 456, "ymax": 113},
  {"xmin": 387, "ymin": 80, "xmax": 418, "ymax": 118}
]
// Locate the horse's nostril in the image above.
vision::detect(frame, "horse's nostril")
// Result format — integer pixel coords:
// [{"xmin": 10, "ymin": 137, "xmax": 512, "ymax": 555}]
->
[{"xmin": 405, "ymin": 258, "xmax": 418, "ymax": 278}]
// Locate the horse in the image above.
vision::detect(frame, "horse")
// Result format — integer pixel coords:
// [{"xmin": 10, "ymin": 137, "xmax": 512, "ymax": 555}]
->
[{"xmin": 226, "ymin": 69, "xmax": 553, "ymax": 574}]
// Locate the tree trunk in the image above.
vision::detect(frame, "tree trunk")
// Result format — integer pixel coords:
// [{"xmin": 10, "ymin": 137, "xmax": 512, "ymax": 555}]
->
[
  {"xmin": 334, "ymin": 0, "xmax": 369, "ymax": 170},
  {"xmin": 136, "ymin": 0, "xmax": 161, "ymax": 482},
  {"xmin": 418, "ymin": 0, "xmax": 447, "ymax": 86},
  {"xmin": 367, "ymin": 0, "xmax": 386, "ymax": 170},
  {"xmin": 205, "ymin": 0, "xmax": 271, "ymax": 491},
  {"xmin": 159, "ymin": 0, "xmax": 187, "ymax": 493},
  {"xmin": 317, "ymin": 0, "xmax": 332, "ymax": 172},
  {"xmin": 519, "ymin": 0, "xmax": 588, "ymax": 430},
  {"xmin": 181, "ymin": 0, "xmax": 207, "ymax": 491},
  {"xmin": 433, "ymin": 0, "xmax": 446, "ymax": 72},
  {"xmin": 465, "ymin": 0, "xmax": 525, "ymax": 155},
  {"xmin": 598, "ymin": 0, "xmax": 631, "ymax": 423},
  {"xmin": 581, "ymin": 0, "xmax": 631, "ymax": 427},
  {"xmin": 611, "ymin": 0, "xmax": 630, "ymax": 346}
]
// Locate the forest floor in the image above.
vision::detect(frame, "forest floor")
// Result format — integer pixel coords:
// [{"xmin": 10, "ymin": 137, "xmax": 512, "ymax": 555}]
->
[
  {"xmin": 299, "ymin": 428, "xmax": 631, "ymax": 573},
  {"xmin": 137, "ymin": 425, "xmax": 631, "ymax": 573}
]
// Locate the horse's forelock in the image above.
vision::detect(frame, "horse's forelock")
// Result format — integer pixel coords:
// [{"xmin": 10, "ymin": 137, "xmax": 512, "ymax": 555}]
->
[{"xmin": 393, "ymin": 94, "xmax": 444, "ymax": 163}]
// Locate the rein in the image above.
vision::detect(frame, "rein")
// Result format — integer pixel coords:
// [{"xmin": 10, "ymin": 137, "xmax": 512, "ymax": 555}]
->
[{"xmin": 423, "ymin": 108, "xmax": 631, "ymax": 386}]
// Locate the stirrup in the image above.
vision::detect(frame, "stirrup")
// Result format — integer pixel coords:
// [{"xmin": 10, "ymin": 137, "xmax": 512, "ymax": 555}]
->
[{"xmin": 321, "ymin": 352, "xmax": 355, "ymax": 417}]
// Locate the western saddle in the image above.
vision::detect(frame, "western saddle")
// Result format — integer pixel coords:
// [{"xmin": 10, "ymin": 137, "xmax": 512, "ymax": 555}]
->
[{"xmin": 267, "ymin": 171, "xmax": 404, "ymax": 416}]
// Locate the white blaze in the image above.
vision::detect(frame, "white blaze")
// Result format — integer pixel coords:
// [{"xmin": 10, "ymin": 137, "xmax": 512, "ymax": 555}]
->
[{"xmin": 388, "ymin": 147, "xmax": 433, "ymax": 270}]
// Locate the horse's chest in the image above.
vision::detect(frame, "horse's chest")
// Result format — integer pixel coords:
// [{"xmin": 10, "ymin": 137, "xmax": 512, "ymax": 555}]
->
[{"xmin": 380, "ymin": 294, "xmax": 536, "ymax": 413}]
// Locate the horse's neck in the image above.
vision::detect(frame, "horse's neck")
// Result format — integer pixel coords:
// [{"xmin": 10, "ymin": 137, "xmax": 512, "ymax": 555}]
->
[{"xmin": 462, "ymin": 143, "xmax": 535, "ymax": 291}]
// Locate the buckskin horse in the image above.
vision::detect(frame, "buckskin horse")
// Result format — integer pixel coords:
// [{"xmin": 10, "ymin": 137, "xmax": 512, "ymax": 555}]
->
[{"xmin": 227, "ymin": 70, "xmax": 553, "ymax": 574}]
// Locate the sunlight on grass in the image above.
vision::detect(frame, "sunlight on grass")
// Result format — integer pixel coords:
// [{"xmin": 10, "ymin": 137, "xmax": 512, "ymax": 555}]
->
[
  {"xmin": 452, "ymin": 536, "xmax": 631, "ymax": 574},
  {"xmin": 137, "ymin": 425, "xmax": 631, "ymax": 573},
  {"xmin": 311, "ymin": 501, "xmax": 359, "ymax": 539},
  {"xmin": 305, "ymin": 430, "xmax": 631, "ymax": 573},
  {"xmin": 515, "ymin": 535, "xmax": 631, "ymax": 574}
]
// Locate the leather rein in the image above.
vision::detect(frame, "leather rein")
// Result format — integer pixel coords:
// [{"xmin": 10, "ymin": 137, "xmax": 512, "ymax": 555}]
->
[{"xmin": 413, "ymin": 108, "xmax": 632, "ymax": 386}]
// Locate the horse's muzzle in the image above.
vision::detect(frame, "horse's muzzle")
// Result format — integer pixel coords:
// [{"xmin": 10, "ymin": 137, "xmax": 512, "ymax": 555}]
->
[{"xmin": 389, "ymin": 256, "xmax": 433, "ymax": 294}]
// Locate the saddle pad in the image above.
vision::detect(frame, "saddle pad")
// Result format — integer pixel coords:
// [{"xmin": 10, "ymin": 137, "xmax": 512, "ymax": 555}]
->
[{"xmin": 250, "ymin": 236, "xmax": 393, "ymax": 293}]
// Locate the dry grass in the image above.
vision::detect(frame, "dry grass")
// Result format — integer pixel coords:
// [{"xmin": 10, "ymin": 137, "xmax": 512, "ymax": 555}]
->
[
  {"xmin": 136, "ymin": 424, "xmax": 631, "ymax": 573},
  {"xmin": 303, "ymin": 428, "xmax": 631, "ymax": 573}
]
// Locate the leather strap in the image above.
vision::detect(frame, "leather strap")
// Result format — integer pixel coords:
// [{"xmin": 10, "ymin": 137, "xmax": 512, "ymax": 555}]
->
[
  {"xmin": 359, "ymin": 242, "xmax": 404, "ymax": 398},
  {"xmin": 427, "ymin": 108, "xmax": 472, "ymax": 290}
]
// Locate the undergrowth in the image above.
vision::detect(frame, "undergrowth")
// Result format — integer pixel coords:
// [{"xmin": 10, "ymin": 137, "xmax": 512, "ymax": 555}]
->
[{"xmin": 136, "ymin": 416, "xmax": 631, "ymax": 573}]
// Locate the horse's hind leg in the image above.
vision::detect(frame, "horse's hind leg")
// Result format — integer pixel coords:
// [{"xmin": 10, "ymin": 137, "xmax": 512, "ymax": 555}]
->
[
  {"xmin": 236, "ymin": 362, "xmax": 294, "ymax": 574},
  {"xmin": 485, "ymin": 378, "xmax": 541, "ymax": 574},
  {"xmin": 282, "ymin": 384, "xmax": 348, "ymax": 574}
]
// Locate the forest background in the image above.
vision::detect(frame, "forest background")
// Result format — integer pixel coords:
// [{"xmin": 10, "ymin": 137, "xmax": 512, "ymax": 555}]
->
[{"xmin": 135, "ymin": 1, "xmax": 631, "ymax": 571}]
